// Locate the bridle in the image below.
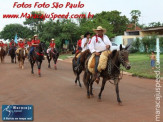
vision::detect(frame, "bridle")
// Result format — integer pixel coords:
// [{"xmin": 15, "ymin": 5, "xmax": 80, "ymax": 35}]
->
[{"xmin": 108, "ymin": 50, "xmax": 129, "ymax": 85}]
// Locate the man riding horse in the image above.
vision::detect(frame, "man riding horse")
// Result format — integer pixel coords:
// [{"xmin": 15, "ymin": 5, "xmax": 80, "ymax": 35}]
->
[
  {"xmin": 75, "ymin": 32, "xmax": 92, "ymax": 70},
  {"xmin": 16, "ymin": 39, "xmax": 28, "ymax": 55},
  {"xmin": 0, "ymin": 41, "xmax": 7, "ymax": 63},
  {"xmin": 47, "ymin": 38, "xmax": 57, "ymax": 56},
  {"xmin": 89, "ymin": 26, "xmax": 112, "ymax": 83},
  {"xmin": 29, "ymin": 34, "xmax": 40, "ymax": 60},
  {"xmin": 9, "ymin": 39, "xmax": 17, "ymax": 63}
]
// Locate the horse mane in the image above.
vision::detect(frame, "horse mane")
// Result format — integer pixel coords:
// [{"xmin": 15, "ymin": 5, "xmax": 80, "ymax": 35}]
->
[{"xmin": 110, "ymin": 50, "xmax": 117, "ymax": 59}]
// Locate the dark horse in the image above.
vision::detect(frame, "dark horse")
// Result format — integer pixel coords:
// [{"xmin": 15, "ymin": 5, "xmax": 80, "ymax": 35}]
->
[
  {"xmin": 72, "ymin": 49, "xmax": 91, "ymax": 87},
  {"xmin": 9, "ymin": 46, "xmax": 16, "ymax": 63},
  {"xmin": 0, "ymin": 47, "xmax": 6, "ymax": 63},
  {"xmin": 17, "ymin": 48, "xmax": 28, "ymax": 69},
  {"xmin": 29, "ymin": 42, "xmax": 46, "ymax": 77},
  {"xmin": 47, "ymin": 48, "xmax": 59, "ymax": 70},
  {"xmin": 83, "ymin": 45, "xmax": 131, "ymax": 105}
]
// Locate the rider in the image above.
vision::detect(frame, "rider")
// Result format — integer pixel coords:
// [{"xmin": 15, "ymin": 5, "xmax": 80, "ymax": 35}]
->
[
  {"xmin": 76, "ymin": 35, "xmax": 84, "ymax": 54},
  {"xmin": 29, "ymin": 34, "xmax": 40, "ymax": 59},
  {"xmin": 0, "ymin": 41, "xmax": 5, "ymax": 48},
  {"xmin": 27, "ymin": 38, "xmax": 32, "ymax": 47},
  {"xmin": 47, "ymin": 38, "xmax": 56, "ymax": 56},
  {"xmin": 16, "ymin": 39, "xmax": 28, "ymax": 55},
  {"xmin": 9, "ymin": 39, "xmax": 17, "ymax": 53},
  {"xmin": 76, "ymin": 32, "xmax": 92, "ymax": 66},
  {"xmin": 89, "ymin": 26, "xmax": 112, "ymax": 83}
]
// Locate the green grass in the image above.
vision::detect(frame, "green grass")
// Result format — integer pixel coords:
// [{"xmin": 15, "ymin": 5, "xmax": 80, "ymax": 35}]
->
[
  {"xmin": 123, "ymin": 54, "xmax": 163, "ymax": 79},
  {"xmin": 59, "ymin": 53, "xmax": 73, "ymax": 60}
]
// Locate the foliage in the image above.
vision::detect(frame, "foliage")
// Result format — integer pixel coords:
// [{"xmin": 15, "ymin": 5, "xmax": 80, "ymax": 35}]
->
[{"xmin": 0, "ymin": 24, "xmax": 34, "ymax": 40}]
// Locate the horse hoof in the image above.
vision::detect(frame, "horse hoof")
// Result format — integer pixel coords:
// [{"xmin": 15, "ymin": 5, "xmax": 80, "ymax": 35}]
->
[
  {"xmin": 118, "ymin": 102, "xmax": 123, "ymax": 106},
  {"xmin": 79, "ymin": 84, "xmax": 82, "ymax": 87},
  {"xmin": 90, "ymin": 94, "xmax": 94, "ymax": 98},
  {"xmin": 97, "ymin": 99, "xmax": 102, "ymax": 102}
]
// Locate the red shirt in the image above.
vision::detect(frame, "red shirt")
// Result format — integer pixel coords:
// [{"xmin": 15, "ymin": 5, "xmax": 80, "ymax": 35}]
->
[
  {"xmin": 0, "ymin": 43, "xmax": 4, "ymax": 47},
  {"xmin": 31, "ymin": 40, "xmax": 40, "ymax": 47},
  {"xmin": 27, "ymin": 41, "xmax": 32, "ymax": 46},
  {"xmin": 77, "ymin": 39, "xmax": 82, "ymax": 47},
  {"xmin": 9, "ymin": 42, "xmax": 16, "ymax": 47},
  {"xmin": 50, "ymin": 42, "xmax": 55, "ymax": 48},
  {"xmin": 18, "ymin": 42, "xmax": 25, "ymax": 48}
]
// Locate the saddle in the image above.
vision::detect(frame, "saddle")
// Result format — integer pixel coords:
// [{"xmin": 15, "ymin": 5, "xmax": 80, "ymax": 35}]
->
[{"xmin": 88, "ymin": 50, "xmax": 111, "ymax": 74}]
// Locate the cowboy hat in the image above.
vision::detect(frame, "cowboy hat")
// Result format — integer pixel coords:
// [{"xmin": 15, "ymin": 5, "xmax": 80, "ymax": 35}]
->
[
  {"xmin": 19, "ymin": 38, "xmax": 23, "ymax": 41},
  {"xmin": 51, "ymin": 38, "xmax": 55, "ymax": 41},
  {"xmin": 34, "ymin": 34, "xmax": 38, "ymax": 37},
  {"xmin": 84, "ymin": 32, "xmax": 92, "ymax": 38},
  {"xmin": 93, "ymin": 26, "xmax": 106, "ymax": 33}
]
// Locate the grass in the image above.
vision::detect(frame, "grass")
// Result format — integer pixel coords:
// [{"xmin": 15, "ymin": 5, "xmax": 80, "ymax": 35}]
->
[
  {"xmin": 123, "ymin": 53, "xmax": 163, "ymax": 79},
  {"xmin": 59, "ymin": 53, "xmax": 162, "ymax": 79},
  {"xmin": 59, "ymin": 53, "xmax": 73, "ymax": 60}
]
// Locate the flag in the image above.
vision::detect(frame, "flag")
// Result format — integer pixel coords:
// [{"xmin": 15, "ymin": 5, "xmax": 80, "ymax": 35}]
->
[{"xmin": 14, "ymin": 33, "xmax": 18, "ymax": 44}]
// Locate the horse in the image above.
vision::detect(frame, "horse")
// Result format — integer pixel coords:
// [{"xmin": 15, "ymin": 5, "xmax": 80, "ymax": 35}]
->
[
  {"xmin": 47, "ymin": 48, "xmax": 59, "ymax": 70},
  {"xmin": 9, "ymin": 46, "xmax": 16, "ymax": 63},
  {"xmin": 0, "ymin": 47, "xmax": 6, "ymax": 63},
  {"xmin": 29, "ymin": 42, "xmax": 47, "ymax": 77},
  {"xmin": 17, "ymin": 48, "xmax": 28, "ymax": 69},
  {"xmin": 83, "ymin": 45, "xmax": 131, "ymax": 105},
  {"xmin": 72, "ymin": 49, "xmax": 91, "ymax": 87}
]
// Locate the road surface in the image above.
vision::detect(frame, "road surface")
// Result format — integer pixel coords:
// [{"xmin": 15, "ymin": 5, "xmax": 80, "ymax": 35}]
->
[{"xmin": 0, "ymin": 56, "xmax": 162, "ymax": 122}]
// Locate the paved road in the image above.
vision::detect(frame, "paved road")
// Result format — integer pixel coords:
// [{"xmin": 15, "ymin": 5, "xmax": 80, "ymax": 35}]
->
[{"xmin": 0, "ymin": 56, "xmax": 162, "ymax": 122}]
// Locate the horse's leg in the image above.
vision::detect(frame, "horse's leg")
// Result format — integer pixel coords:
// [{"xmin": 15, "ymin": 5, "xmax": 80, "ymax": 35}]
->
[
  {"xmin": 90, "ymin": 76, "xmax": 94, "ymax": 97},
  {"xmin": 77, "ymin": 74, "xmax": 82, "ymax": 87},
  {"xmin": 22, "ymin": 59, "xmax": 24, "ymax": 69},
  {"xmin": 98, "ymin": 78, "xmax": 107, "ymax": 101},
  {"xmin": 83, "ymin": 72, "xmax": 90, "ymax": 98},
  {"xmin": 37, "ymin": 61, "xmax": 42, "ymax": 77},
  {"xmin": 30, "ymin": 61, "xmax": 34, "ymax": 74},
  {"xmin": 54, "ymin": 56, "xmax": 57, "ymax": 70},
  {"xmin": 115, "ymin": 82, "xmax": 122, "ymax": 105},
  {"xmin": 15, "ymin": 55, "xmax": 16, "ymax": 64}
]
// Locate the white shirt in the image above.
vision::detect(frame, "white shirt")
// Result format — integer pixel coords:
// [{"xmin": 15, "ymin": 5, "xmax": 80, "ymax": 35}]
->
[
  {"xmin": 89, "ymin": 35, "xmax": 112, "ymax": 53},
  {"xmin": 81, "ymin": 38, "xmax": 91, "ymax": 52}
]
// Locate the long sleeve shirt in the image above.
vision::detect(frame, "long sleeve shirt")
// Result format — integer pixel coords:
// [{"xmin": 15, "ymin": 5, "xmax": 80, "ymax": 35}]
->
[
  {"xmin": 89, "ymin": 34, "xmax": 112, "ymax": 53},
  {"xmin": 81, "ymin": 38, "xmax": 91, "ymax": 52}
]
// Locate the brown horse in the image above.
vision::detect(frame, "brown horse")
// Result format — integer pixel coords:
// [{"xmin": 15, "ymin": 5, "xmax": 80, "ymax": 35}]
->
[
  {"xmin": 83, "ymin": 45, "xmax": 131, "ymax": 105},
  {"xmin": 0, "ymin": 47, "xmax": 6, "ymax": 63},
  {"xmin": 72, "ymin": 49, "xmax": 91, "ymax": 87},
  {"xmin": 17, "ymin": 48, "xmax": 28, "ymax": 69},
  {"xmin": 47, "ymin": 48, "xmax": 59, "ymax": 70}
]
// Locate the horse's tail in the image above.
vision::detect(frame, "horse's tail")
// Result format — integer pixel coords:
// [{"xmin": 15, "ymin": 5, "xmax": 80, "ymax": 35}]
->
[{"xmin": 72, "ymin": 57, "xmax": 77, "ymax": 75}]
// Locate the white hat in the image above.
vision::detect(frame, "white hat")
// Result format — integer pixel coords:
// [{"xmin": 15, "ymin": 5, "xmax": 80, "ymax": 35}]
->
[
  {"xmin": 51, "ymin": 38, "xmax": 55, "ymax": 41},
  {"xmin": 93, "ymin": 26, "xmax": 106, "ymax": 33},
  {"xmin": 34, "ymin": 34, "xmax": 38, "ymax": 37},
  {"xmin": 19, "ymin": 38, "xmax": 23, "ymax": 41}
]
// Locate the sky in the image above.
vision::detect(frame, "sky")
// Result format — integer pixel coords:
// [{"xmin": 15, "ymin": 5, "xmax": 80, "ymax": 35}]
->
[{"xmin": 0, "ymin": 0, "xmax": 163, "ymax": 31}]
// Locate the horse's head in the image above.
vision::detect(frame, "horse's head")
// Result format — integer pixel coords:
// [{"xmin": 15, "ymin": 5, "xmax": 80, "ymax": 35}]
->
[
  {"xmin": 38, "ymin": 42, "xmax": 47, "ymax": 54},
  {"xmin": 118, "ymin": 44, "xmax": 131, "ymax": 70}
]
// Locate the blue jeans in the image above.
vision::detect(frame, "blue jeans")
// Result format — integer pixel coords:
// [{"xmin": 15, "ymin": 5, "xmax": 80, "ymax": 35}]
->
[
  {"xmin": 29, "ymin": 46, "xmax": 34, "ymax": 55},
  {"xmin": 95, "ymin": 55, "xmax": 100, "ymax": 73},
  {"xmin": 77, "ymin": 55, "xmax": 81, "ymax": 65}
]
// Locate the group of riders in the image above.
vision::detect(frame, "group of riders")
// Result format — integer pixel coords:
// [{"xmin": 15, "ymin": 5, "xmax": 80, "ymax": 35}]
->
[
  {"xmin": 74, "ymin": 26, "xmax": 112, "ymax": 83},
  {"xmin": 0, "ymin": 34, "xmax": 57, "ymax": 60}
]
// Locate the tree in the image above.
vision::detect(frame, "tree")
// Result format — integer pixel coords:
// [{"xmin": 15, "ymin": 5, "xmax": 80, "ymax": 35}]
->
[
  {"xmin": 149, "ymin": 22, "xmax": 163, "ymax": 27},
  {"xmin": 130, "ymin": 10, "xmax": 141, "ymax": 30},
  {"xmin": 23, "ymin": 11, "xmax": 44, "ymax": 33},
  {"xmin": 0, "ymin": 24, "xmax": 34, "ymax": 40},
  {"xmin": 94, "ymin": 11, "xmax": 129, "ymax": 36}
]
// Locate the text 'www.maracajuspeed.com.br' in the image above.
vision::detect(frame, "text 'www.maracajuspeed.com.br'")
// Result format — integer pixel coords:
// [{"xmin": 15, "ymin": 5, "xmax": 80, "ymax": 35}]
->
[{"xmin": 3, "ymin": 12, "xmax": 94, "ymax": 20}]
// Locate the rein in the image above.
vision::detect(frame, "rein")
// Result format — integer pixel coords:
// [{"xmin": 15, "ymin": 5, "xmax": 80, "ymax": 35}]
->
[{"xmin": 108, "ymin": 51, "xmax": 126, "ymax": 84}]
